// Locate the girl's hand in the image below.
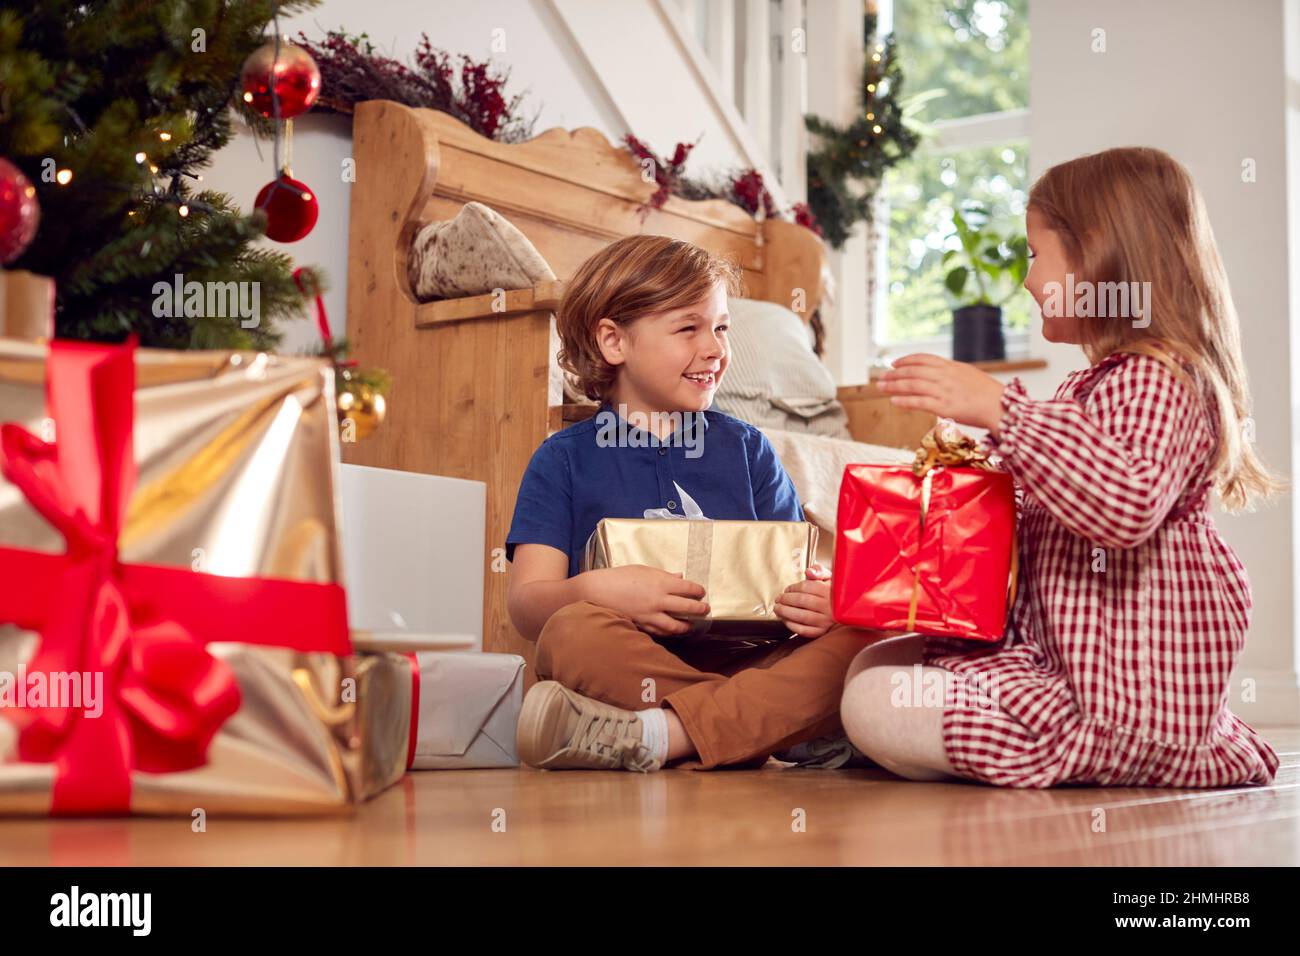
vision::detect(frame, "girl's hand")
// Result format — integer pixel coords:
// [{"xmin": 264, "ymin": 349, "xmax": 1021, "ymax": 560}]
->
[
  {"xmin": 878, "ymin": 354, "xmax": 1006, "ymax": 435},
  {"xmin": 775, "ymin": 562, "xmax": 836, "ymax": 638}
]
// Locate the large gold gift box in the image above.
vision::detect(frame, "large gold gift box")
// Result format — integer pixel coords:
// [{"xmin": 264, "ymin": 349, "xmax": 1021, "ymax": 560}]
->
[
  {"xmin": 0, "ymin": 338, "xmax": 409, "ymax": 816},
  {"xmin": 581, "ymin": 518, "xmax": 818, "ymax": 640}
]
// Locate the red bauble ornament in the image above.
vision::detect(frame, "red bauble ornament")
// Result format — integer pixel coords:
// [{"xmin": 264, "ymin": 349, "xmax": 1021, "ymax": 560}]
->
[
  {"xmin": 240, "ymin": 40, "xmax": 321, "ymax": 119},
  {"xmin": 0, "ymin": 158, "xmax": 40, "ymax": 264},
  {"xmin": 254, "ymin": 174, "xmax": 318, "ymax": 243}
]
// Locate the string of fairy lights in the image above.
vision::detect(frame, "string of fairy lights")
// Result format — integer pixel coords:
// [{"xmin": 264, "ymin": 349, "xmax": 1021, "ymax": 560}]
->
[{"xmin": 46, "ymin": 11, "xmax": 318, "ymax": 250}]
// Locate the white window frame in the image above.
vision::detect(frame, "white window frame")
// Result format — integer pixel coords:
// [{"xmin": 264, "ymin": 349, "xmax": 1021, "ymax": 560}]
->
[{"xmin": 874, "ymin": 2, "xmax": 1032, "ymax": 361}]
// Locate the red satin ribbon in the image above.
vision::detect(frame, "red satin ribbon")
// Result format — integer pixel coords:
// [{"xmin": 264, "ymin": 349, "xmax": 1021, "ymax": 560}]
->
[
  {"xmin": 291, "ymin": 267, "xmax": 334, "ymax": 350},
  {"xmin": 292, "ymin": 268, "xmax": 356, "ymax": 373},
  {"xmin": 404, "ymin": 653, "xmax": 420, "ymax": 771},
  {"xmin": 0, "ymin": 339, "xmax": 351, "ymax": 815}
]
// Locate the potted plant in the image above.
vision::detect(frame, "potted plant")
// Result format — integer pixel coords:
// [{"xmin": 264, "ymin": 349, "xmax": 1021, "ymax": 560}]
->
[{"xmin": 942, "ymin": 203, "xmax": 1029, "ymax": 362}]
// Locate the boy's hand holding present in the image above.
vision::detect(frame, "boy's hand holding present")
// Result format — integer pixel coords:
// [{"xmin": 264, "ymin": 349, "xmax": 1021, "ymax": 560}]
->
[
  {"xmin": 775, "ymin": 562, "xmax": 835, "ymax": 638},
  {"xmin": 581, "ymin": 517, "xmax": 819, "ymax": 640},
  {"xmin": 582, "ymin": 565, "xmax": 710, "ymax": 637}
]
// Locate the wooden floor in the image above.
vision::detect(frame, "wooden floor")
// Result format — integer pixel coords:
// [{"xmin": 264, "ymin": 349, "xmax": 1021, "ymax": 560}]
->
[{"xmin": 2, "ymin": 727, "xmax": 1295, "ymax": 866}]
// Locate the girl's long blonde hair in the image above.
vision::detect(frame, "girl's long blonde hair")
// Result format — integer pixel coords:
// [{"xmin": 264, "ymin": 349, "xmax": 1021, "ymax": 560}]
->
[{"xmin": 1028, "ymin": 146, "xmax": 1285, "ymax": 512}]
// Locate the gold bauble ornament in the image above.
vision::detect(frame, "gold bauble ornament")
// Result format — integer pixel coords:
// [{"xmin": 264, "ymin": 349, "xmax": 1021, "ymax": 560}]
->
[{"xmin": 337, "ymin": 382, "xmax": 386, "ymax": 442}]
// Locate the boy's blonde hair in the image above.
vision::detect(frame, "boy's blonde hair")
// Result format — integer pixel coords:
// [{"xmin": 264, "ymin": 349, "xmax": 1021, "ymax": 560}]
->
[
  {"xmin": 1028, "ymin": 146, "xmax": 1285, "ymax": 511},
  {"xmin": 557, "ymin": 235, "xmax": 743, "ymax": 401}
]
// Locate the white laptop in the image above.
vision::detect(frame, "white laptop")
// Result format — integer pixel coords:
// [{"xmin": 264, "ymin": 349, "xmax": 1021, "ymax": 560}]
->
[{"xmin": 339, "ymin": 463, "xmax": 484, "ymax": 652}]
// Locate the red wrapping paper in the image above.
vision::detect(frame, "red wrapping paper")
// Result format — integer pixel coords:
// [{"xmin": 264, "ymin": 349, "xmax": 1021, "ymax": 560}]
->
[{"xmin": 832, "ymin": 463, "xmax": 1016, "ymax": 641}]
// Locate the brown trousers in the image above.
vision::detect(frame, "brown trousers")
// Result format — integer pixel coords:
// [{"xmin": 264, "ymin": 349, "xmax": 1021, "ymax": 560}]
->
[{"xmin": 534, "ymin": 601, "xmax": 883, "ymax": 770}]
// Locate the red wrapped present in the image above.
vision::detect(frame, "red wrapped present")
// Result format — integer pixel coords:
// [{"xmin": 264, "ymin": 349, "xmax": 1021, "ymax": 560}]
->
[{"xmin": 832, "ymin": 423, "xmax": 1018, "ymax": 641}]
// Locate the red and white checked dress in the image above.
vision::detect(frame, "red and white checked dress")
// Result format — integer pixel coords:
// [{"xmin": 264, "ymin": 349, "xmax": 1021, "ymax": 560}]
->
[{"xmin": 922, "ymin": 349, "xmax": 1280, "ymax": 788}]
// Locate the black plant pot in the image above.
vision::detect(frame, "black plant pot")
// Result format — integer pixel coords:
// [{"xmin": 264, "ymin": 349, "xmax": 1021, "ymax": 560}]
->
[{"xmin": 952, "ymin": 305, "xmax": 1005, "ymax": 362}]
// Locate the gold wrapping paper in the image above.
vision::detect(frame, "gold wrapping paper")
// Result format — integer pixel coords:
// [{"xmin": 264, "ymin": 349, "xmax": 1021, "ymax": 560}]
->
[
  {"xmin": 0, "ymin": 338, "xmax": 410, "ymax": 815},
  {"xmin": 581, "ymin": 518, "xmax": 818, "ymax": 640},
  {"xmin": 0, "ymin": 271, "xmax": 54, "ymax": 341}
]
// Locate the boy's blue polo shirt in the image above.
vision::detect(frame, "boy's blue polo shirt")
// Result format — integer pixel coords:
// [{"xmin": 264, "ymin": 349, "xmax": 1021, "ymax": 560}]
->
[{"xmin": 505, "ymin": 401, "xmax": 805, "ymax": 578}]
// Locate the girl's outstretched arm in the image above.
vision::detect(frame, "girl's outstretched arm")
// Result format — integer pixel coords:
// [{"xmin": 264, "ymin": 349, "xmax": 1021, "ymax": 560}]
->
[{"xmin": 987, "ymin": 353, "xmax": 1213, "ymax": 550}]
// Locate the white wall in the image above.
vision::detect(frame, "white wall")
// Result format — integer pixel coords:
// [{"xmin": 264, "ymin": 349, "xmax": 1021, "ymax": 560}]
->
[
  {"xmin": 807, "ymin": 0, "xmax": 871, "ymax": 387},
  {"xmin": 1016, "ymin": 0, "xmax": 1300, "ymax": 725},
  {"xmin": 550, "ymin": 0, "xmax": 782, "ymax": 180}
]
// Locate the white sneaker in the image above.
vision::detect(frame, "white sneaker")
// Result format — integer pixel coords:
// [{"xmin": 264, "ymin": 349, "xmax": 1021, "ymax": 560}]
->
[{"xmin": 516, "ymin": 681, "xmax": 662, "ymax": 772}]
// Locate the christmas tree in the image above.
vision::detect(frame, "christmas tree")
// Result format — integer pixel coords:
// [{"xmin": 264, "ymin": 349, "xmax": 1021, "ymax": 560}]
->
[
  {"xmin": 805, "ymin": 11, "xmax": 921, "ymax": 249},
  {"xmin": 0, "ymin": 0, "xmax": 319, "ymax": 349}
]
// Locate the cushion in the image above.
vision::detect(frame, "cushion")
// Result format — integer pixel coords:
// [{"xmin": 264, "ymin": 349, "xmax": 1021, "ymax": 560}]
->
[
  {"xmin": 408, "ymin": 201, "xmax": 555, "ymax": 301},
  {"xmin": 711, "ymin": 297, "xmax": 851, "ymax": 440}
]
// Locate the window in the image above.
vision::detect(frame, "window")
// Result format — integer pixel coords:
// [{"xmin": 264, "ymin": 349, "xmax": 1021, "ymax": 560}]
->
[{"xmin": 879, "ymin": 0, "xmax": 1031, "ymax": 358}]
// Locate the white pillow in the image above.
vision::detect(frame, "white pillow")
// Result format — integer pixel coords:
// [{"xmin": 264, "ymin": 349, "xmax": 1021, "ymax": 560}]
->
[{"xmin": 712, "ymin": 297, "xmax": 851, "ymax": 440}]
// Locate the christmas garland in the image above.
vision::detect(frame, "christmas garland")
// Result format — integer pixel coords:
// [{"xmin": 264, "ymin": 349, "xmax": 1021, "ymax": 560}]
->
[
  {"xmin": 616, "ymin": 13, "xmax": 925, "ymax": 250},
  {"xmin": 296, "ymin": 30, "xmax": 538, "ymax": 142},
  {"xmin": 623, "ymin": 135, "xmax": 822, "ymax": 238},
  {"xmin": 294, "ymin": 28, "xmax": 825, "ymax": 236},
  {"xmin": 805, "ymin": 12, "xmax": 921, "ymax": 249}
]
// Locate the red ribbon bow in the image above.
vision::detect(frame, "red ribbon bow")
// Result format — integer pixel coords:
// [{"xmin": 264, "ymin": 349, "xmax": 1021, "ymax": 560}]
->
[{"xmin": 0, "ymin": 339, "xmax": 351, "ymax": 815}]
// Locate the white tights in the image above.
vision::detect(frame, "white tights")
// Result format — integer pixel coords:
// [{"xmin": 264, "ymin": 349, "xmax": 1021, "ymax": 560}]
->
[{"xmin": 840, "ymin": 634, "xmax": 966, "ymax": 783}]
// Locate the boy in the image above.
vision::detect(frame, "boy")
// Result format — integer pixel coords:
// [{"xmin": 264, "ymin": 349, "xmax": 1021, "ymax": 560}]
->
[{"xmin": 507, "ymin": 235, "xmax": 884, "ymax": 772}]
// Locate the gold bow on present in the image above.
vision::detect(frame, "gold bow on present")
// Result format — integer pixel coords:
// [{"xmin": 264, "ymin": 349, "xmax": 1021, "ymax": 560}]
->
[
  {"xmin": 911, "ymin": 419, "xmax": 997, "ymax": 477},
  {"xmin": 905, "ymin": 421, "xmax": 1019, "ymax": 631}
]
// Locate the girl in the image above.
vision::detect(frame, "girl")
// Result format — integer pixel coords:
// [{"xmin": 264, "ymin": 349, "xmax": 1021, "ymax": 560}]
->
[{"xmin": 841, "ymin": 146, "xmax": 1284, "ymax": 788}]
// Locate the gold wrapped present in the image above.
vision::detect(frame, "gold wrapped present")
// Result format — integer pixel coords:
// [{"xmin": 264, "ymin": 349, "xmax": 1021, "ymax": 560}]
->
[
  {"xmin": 581, "ymin": 518, "xmax": 818, "ymax": 640},
  {"xmin": 0, "ymin": 337, "xmax": 409, "ymax": 816},
  {"xmin": 0, "ymin": 270, "xmax": 54, "ymax": 340}
]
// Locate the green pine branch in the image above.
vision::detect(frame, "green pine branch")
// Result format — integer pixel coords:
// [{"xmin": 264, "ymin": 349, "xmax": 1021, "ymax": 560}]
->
[
  {"xmin": 804, "ymin": 12, "xmax": 922, "ymax": 249},
  {"xmin": 0, "ymin": 0, "xmax": 322, "ymax": 349}
]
